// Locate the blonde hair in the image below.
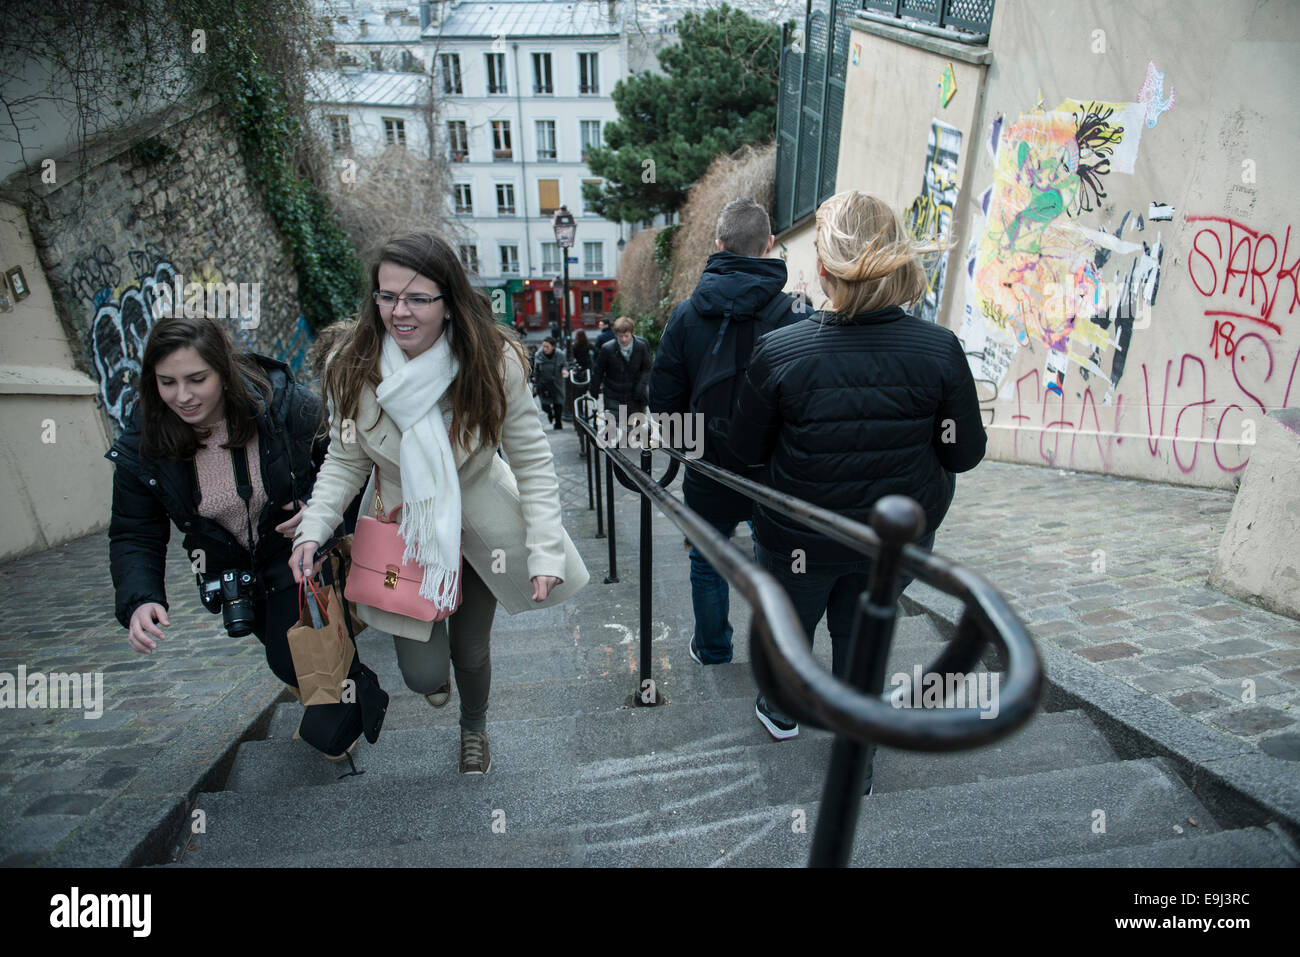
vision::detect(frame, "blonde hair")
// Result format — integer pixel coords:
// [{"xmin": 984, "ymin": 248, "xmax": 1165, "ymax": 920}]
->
[{"xmin": 814, "ymin": 191, "xmax": 947, "ymax": 317}]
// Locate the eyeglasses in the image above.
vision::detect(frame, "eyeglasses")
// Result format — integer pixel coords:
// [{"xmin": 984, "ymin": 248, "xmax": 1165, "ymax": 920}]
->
[{"xmin": 373, "ymin": 291, "xmax": 444, "ymax": 311}]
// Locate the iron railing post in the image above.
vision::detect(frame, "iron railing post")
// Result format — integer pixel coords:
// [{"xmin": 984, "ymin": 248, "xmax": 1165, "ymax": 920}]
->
[
  {"xmin": 636, "ymin": 446, "xmax": 661, "ymax": 704},
  {"xmin": 604, "ymin": 452, "xmax": 619, "ymax": 583},
  {"xmin": 810, "ymin": 496, "xmax": 926, "ymax": 867}
]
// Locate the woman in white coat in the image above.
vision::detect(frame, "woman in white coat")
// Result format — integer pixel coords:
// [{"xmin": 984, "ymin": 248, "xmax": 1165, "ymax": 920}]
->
[{"xmin": 289, "ymin": 232, "xmax": 588, "ymax": 774}]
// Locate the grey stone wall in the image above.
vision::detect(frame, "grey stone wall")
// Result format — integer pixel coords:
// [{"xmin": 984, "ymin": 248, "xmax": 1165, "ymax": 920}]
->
[{"xmin": 25, "ymin": 102, "xmax": 313, "ymax": 434}]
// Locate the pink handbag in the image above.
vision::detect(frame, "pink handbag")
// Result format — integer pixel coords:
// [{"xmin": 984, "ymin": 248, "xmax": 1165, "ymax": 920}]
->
[{"xmin": 345, "ymin": 467, "xmax": 463, "ymax": 622}]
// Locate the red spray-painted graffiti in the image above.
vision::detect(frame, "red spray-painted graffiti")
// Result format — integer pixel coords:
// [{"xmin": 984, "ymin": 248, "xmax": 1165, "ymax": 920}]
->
[{"xmin": 1187, "ymin": 214, "xmax": 1299, "ymax": 337}]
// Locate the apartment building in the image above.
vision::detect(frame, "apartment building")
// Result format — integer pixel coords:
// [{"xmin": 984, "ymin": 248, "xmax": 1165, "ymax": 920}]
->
[{"xmin": 313, "ymin": 0, "xmax": 632, "ymax": 329}]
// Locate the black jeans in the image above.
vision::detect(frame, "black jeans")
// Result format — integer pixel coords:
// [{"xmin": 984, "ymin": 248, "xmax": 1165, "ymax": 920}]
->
[
  {"xmin": 249, "ymin": 582, "xmax": 303, "ymax": 687},
  {"xmin": 754, "ymin": 531, "xmax": 936, "ymax": 791}
]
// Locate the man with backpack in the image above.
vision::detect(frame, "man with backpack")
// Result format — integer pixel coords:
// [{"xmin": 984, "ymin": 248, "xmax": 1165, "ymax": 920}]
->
[{"xmin": 649, "ymin": 199, "xmax": 807, "ymax": 699}]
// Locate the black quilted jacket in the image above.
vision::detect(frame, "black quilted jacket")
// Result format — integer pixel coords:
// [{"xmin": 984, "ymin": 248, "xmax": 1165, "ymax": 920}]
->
[{"xmin": 725, "ymin": 307, "xmax": 986, "ymax": 562}]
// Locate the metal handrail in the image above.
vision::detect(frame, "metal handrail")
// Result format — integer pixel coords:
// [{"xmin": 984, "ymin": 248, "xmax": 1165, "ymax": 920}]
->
[
  {"xmin": 655, "ymin": 446, "xmax": 1040, "ymax": 746},
  {"xmin": 569, "ymin": 399, "xmax": 1043, "ymax": 865}
]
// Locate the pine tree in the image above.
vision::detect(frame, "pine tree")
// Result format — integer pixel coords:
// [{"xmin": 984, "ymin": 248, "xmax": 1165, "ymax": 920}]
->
[{"xmin": 583, "ymin": 4, "xmax": 781, "ymax": 224}]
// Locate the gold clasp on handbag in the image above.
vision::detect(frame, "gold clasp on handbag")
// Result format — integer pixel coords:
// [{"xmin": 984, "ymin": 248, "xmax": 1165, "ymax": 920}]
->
[{"xmin": 384, "ymin": 566, "xmax": 399, "ymax": 589}]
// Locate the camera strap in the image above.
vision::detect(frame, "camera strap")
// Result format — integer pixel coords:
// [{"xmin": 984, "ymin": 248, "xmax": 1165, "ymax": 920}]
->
[{"xmin": 229, "ymin": 445, "xmax": 257, "ymax": 555}]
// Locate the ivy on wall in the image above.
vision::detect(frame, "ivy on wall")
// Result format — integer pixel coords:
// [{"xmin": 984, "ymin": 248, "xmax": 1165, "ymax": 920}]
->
[
  {"xmin": 172, "ymin": 1, "xmax": 363, "ymax": 332},
  {"xmin": 1, "ymin": 0, "xmax": 363, "ymax": 334}
]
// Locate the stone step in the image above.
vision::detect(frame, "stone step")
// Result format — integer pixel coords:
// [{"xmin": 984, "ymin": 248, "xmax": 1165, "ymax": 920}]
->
[
  {"xmin": 595, "ymin": 757, "xmax": 1224, "ymax": 868},
  {"xmin": 1020, "ymin": 826, "xmax": 1300, "ymax": 868},
  {"xmin": 182, "ymin": 756, "xmax": 1220, "ymax": 868},
  {"xmin": 285, "ymin": 613, "xmax": 954, "ymax": 733},
  {"xmin": 237, "ymin": 701, "xmax": 1115, "ymax": 797}
]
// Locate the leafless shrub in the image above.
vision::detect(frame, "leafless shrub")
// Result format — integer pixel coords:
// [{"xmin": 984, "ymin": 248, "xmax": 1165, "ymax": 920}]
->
[
  {"xmin": 615, "ymin": 227, "xmax": 665, "ymax": 317},
  {"xmin": 324, "ymin": 143, "xmax": 465, "ymax": 259},
  {"xmin": 668, "ymin": 140, "xmax": 776, "ymax": 307}
]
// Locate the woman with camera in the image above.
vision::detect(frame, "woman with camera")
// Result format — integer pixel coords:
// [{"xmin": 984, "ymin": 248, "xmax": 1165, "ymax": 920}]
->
[
  {"xmin": 107, "ymin": 315, "xmax": 329, "ymax": 689},
  {"xmin": 288, "ymin": 231, "xmax": 588, "ymax": 776}
]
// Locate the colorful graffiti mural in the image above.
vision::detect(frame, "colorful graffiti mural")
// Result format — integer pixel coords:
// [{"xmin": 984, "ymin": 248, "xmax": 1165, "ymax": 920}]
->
[{"xmin": 959, "ymin": 67, "xmax": 1175, "ymax": 413}]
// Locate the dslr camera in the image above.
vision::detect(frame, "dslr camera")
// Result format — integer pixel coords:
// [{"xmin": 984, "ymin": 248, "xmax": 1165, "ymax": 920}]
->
[{"xmin": 197, "ymin": 569, "xmax": 261, "ymax": 637}]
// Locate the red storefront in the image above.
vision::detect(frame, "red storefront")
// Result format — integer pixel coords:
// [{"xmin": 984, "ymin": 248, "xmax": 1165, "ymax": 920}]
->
[{"xmin": 516, "ymin": 278, "xmax": 618, "ymax": 332}]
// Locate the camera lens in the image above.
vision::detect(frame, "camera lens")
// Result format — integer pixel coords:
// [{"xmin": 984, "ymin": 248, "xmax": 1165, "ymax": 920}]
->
[{"xmin": 223, "ymin": 598, "xmax": 255, "ymax": 637}]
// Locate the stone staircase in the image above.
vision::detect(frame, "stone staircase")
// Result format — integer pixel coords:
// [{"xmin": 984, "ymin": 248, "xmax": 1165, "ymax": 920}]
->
[{"xmin": 169, "ymin": 446, "xmax": 1300, "ymax": 867}]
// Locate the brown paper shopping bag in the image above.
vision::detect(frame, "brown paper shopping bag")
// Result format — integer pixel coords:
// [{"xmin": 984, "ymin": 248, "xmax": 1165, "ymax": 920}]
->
[{"xmin": 287, "ymin": 577, "xmax": 356, "ymax": 706}]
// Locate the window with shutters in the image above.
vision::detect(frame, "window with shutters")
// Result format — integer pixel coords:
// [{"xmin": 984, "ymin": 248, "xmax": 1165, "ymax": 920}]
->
[
  {"xmin": 542, "ymin": 242, "xmax": 562, "ymax": 273},
  {"xmin": 439, "ymin": 54, "xmax": 462, "ymax": 94},
  {"xmin": 537, "ymin": 178, "xmax": 560, "ymax": 215},
  {"xmin": 327, "ymin": 115, "xmax": 351, "ymax": 153},
  {"xmin": 773, "ymin": 0, "xmax": 853, "ymax": 231},
  {"xmin": 580, "ymin": 120, "xmax": 601, "ymax": 160},
  {"xmin": 578, "ymin": 53, "xmax": 599, "ymax": 94},
  {"xmin": 496, "ymin": 183, "xmax": 516, "ymax": 216},
  {"xmin": 492, "ymin": 120, "xmax": 512, "ymax": 161},
  {"xmin": 448, "ymin": 120, "xmax": 469, "ymax": 161},
  {"xmin": 383, "ymin": 117, "xmax": 406, "ymax": 147},
  {"xmin": 581, "ymin": 179, "xmax": 602, "ymax": 216},
  {"xmin": 535, "ymin": 121, "xmax": 557, "ymax": 161},
  {"xmin": 499, "ymin": 244, "xmax": 520, "ymax": 275},
  {"xmin": 486, "ymin": 53, "xmax": 507, "ymax": 94},
  {"xmin": 532, "ymin": 53, "xmax": 553, "ymax": 94},
  {"xmin": 583, "ymin": 242, "xmax": 603, "ymax": 275}
]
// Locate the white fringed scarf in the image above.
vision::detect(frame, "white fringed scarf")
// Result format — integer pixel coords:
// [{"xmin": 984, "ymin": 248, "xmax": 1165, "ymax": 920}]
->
[{"xmin": 376, "ymin": 328, "xmax": 461, "ymax": 610}]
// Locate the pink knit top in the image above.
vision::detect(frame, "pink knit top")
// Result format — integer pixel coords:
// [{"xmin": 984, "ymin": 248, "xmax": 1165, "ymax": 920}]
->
[{"xmin": 194, "ymin": 419, "xmax": 268, "ymax": 550}]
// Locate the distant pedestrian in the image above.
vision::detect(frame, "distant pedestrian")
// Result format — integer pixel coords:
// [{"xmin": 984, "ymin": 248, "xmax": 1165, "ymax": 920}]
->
[
  {"xmin": 532, "ymin": 336, "xmax": 567, "ymax": 430},
  {"xmin": 726, "ymin": 190, "xmax": 986, "ymax": 764},
  {"xmin": 650, "ymin": 198, "xmax": 806, "ymax": 670},
  {"xmin": 594, "ymin": 317, "xmax": 614, "ymax": 350},
  {"xmin": 590, "ymin": 316, "xmax": 651, "ymax": 428},
  {"xmin": 567, "ymin": 329, "xmax": 594, "ymax": 418}
]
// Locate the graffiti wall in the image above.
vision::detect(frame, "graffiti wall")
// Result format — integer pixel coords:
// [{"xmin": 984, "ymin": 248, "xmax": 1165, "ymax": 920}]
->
[
  {"xmin": 29, "ymin": 104, "xmax": 308, "ymax": 435},
  {"xmin": 905, "ymin": 119, "xmax": 963, "ymax": 323}
]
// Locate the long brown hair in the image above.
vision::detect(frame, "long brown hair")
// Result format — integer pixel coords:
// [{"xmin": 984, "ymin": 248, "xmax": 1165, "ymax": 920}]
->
[
  {"xmin": 323, "ymin": 232, "xmax": 527, "ymax": 451},
  {"xmin": 138, "ymin": 316, "xmax": 271, "ymax": 461}
]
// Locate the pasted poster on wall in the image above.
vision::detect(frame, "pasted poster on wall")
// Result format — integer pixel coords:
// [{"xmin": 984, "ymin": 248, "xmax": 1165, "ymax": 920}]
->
[{"xmin": 904, "ymin": 119, "xmax": 963, "ymax": 324}]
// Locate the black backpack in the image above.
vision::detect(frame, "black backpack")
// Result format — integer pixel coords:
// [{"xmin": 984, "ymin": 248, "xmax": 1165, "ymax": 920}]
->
[{"xmin": 690, "ymin": 292, "xmax": 802, "ymax": 469}]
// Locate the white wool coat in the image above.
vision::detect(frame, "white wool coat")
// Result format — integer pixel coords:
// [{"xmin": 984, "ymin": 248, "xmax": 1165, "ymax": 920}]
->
[{"xmin": 294, "ymin": 342, "xmax": 589, "ymax": 640}]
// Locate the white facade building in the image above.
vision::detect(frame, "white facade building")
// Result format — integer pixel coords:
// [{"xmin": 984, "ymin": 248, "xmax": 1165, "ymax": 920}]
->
[{"xmin": 429, "ymin": 0, "xmax": 626, "ymax": 327}]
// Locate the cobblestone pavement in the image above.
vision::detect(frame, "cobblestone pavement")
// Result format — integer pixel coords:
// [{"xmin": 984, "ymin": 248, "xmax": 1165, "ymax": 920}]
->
[
  {"xmin": 934, "ymin": 463, "xmax": 1299, "ymax": 752},
  {"xmin": 0, "ymin": 533, "xmax": 282, "ymax": 866}
]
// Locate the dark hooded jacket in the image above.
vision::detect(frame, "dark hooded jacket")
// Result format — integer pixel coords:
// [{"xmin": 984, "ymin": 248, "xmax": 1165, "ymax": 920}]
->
[
  {"xmin": 105, "ymin": 354, "xmax": 329, "ymax": 629},
  {"xmin": 650, "ymin": 250, "xmax": 806, "ymax": 523},
  {"xmin": 725, "ymin": 307, "xmax": 986, "ymax": 562}
]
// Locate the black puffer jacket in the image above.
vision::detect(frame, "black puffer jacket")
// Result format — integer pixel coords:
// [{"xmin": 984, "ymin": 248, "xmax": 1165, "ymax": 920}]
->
[
  {"xmin": 106, "ymin": 354, "xmax": 329, "ymax": 628},
  {"xmin": 726, "ymin": 307, "xmax": 986, "ymax": 562},
  {"xmin": 590, "ymin": 336, "xmax": 652, "ymax": 408},
  {"xmin": 650, "ymin": 250, "xmax": 806, "ymax": 523}
]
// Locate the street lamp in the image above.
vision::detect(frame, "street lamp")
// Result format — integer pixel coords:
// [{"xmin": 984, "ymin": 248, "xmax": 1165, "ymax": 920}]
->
[{"xmin": 552, "ymin": 205, "xmax": 576, "ymax": 352}]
